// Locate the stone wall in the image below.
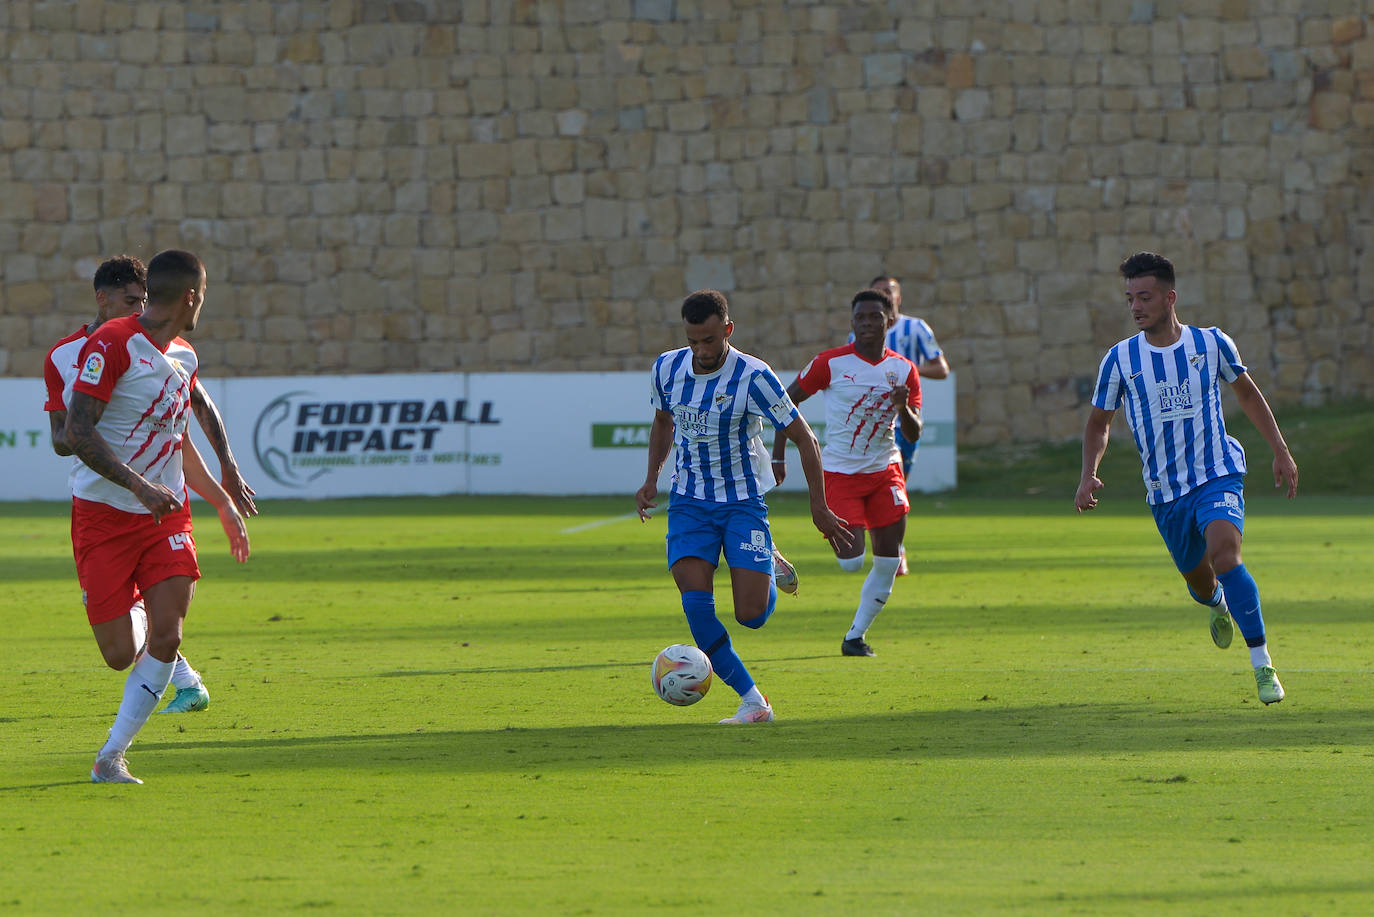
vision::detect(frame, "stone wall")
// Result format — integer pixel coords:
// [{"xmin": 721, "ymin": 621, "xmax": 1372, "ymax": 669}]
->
[{"xmin": 1, "ymin": 1, "xmax": 1370, "ymax": 445}]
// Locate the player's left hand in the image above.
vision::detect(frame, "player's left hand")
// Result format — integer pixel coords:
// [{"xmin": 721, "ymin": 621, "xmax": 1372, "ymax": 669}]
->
[
  {"xmin": 222, "ymin": 468, "xmax": 258, "ymax": 517},
  {"xmin": 1274, "ymin": 452, "xmax": 1298, "ymax": 499},
  {"xmin": 891, "ymin": 383, "xmax": 909, "ymax": 405},
  {"xmin": 218, "ymin": 503, "xmax": 251, "ymax": 562},
  {"xmin": 811, "ymin": 506, "xmax": 856, "ymax": 553}
]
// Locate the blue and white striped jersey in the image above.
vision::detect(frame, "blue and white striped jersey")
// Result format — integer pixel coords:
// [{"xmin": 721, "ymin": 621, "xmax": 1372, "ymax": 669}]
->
[
  {"xmin": 1092, "ymin": 326, "xmax": 1248, "ymax": 505},
  {"xmin": 887, "ymin": 315, "xmax": 942, "ymax": 366},
  {"xmin": 848, "ymin": 315, "xmax": 943, "ymax": 367},
  {"xmin": 650, "ymin": 345, "xmax": 799, "ymax": 503}
]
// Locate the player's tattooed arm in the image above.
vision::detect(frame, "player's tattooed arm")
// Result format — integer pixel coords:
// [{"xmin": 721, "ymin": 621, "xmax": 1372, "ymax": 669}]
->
[
  {"xmin": 48, "ymin": 409, "xmax": 73, "ymax": 456},
  {"xmin": 65, "ymin": 391, "xmax": 182, "ymax": 521},
  {"xmin": 190, "ymin": 379, "xmax": 257, "ymax": 516}
]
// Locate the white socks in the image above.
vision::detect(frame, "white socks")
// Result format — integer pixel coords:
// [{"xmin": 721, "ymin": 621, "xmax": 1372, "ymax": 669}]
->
[
  {"xmin": 1250, "ymin": 644, "xmax": 1273, "ymax": 669},
  {"xmin": 171, "ymin": 653, "xmax": 202, "ymax": 690},
  {"xmin": 846, "ymin": 555, "xmax": 902, "ymax": 640},
  {"xmin": 741, "ymin": 686, "xmax": 765, "ymax": 706},
  {"xmin": 836, "ymin": 554, "xmax": 864, "ymax": 573},
  {"xmin": 100, "ymin": 653, "xmax": 174, "ymax": 758}
]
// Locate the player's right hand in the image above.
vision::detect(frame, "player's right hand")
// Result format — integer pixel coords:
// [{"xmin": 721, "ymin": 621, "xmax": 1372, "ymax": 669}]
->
[
  {"xmin": 635, "ymin": 483, "xmax": 658, "ymax": 521},
  {"xmin": 135, "ymin": 480, "xmax": 183, "ymax": 523},
  {"xmin": 1074, "ymin": 475, "xmax": 1103, "ymax": 513}
]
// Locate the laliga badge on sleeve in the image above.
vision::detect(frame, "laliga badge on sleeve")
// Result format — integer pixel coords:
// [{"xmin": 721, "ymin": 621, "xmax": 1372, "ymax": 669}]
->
[{"xmin": 79, "ymin": 352, "xmax": 105, "ymax": 385}]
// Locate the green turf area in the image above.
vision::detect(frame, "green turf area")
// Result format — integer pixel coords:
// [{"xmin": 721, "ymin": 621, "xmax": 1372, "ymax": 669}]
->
[{"xmin": 2, "ymin": 490, "xmax": 1372, "ymax": 915}]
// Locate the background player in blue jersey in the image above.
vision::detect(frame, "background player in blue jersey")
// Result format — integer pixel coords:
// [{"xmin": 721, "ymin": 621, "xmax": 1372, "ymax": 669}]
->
[
  {"xmin": 636, "ymin": 289, "xmax": 854, "ymax": 724},
  {"xmin": 869, "ymin": 275, "xmax": 950, "ymax": 575},
  {"xmin": 1075, "ymin": 252, "xmax": 1299, "ymax": 705}
]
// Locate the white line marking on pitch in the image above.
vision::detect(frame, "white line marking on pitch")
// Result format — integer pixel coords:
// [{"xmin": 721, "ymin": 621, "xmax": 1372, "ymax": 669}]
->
[{"xmin": 560, "ymin": 512, "xmax": 640, "ymax": 534}]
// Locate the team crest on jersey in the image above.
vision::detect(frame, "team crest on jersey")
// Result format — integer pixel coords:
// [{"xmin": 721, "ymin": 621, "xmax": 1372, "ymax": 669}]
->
[
  {"xmin": 79, "ymin": 352, "xmax": 105, "ymax": 385},
  {"xmin": 885, "ymin": 371, "xmax": 899, "ymax": 386},
  {"xmin": 714, "ymin": 392, "xmax": 731, "ymax": 408},
  {"xmin": 1189, "ymin": 353, "xmax": 1206, "ymax": 370}
]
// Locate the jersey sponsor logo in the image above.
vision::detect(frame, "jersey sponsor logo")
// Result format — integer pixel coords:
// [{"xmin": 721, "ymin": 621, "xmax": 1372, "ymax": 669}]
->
[
  {"xmin": 79, "ymin": 352, "xmax": 105, "ymax": 385},
  {"xmin": 672, "ymin": 405, "xmax": 713, "ymax": 442},
  {"xmin": 1155, "ymin": 380, "xmax": 1194, "ymax": 419}
]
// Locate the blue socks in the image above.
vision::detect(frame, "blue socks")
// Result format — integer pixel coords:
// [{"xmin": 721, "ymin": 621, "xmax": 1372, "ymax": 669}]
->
[
  {"xmin": 1217, "ymin": 564, "xmax": 1266, "ymax": 648},
  {"xmin": 681, "ymin": 591, "xmax": 754, "ymax": 694}
]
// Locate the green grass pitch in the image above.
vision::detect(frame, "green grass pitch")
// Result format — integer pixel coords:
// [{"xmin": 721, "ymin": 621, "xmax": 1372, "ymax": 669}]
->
[{"xmin": 2, "ymin": 492, "xmax": 1372, "ymax": 915}]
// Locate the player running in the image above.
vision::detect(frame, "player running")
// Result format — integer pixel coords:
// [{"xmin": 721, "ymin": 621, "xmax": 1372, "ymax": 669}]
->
[
  {"xmin": 636, "ymin": 290, "xmax": 853, "ymax": 724},
  {"xmin": 1075, "ymin": 252, "xmax": 1298, "ymax": 705},
  {"xmin": 65, "ymin": 250, "xmax": 251, "ymax": 783},
  {"xmin": 774, "ymin": 288, "xmax": 922, "ymax": 656},
  {"xmin": 44, "ymin": 255, "xmax": 256, "ymax": 715}
]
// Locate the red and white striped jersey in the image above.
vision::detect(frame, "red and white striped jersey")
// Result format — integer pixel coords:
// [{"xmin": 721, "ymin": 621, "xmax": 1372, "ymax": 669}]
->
[
  {"xmin": 69, "ymin": 315, "xmax": 198, "ymax": 513},
  {"xmin": 796, "ymin": 343, "xmax": 920, "ymax": 475}
]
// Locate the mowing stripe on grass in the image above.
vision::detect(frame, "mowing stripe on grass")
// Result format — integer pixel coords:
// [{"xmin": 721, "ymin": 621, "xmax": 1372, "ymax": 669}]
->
[{"xmin": 559, "ymin": 511, "xmax": 640, "ymax": 534}]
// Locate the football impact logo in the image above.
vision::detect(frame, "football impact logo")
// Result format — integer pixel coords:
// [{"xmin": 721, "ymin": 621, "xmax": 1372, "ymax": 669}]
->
[{"xmin": 253, "ymin": 390, "xmax": 501, "ymax": 488}]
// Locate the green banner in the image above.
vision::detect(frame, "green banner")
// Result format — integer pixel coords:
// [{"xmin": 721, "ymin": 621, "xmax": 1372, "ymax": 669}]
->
[{"xmin": 591, "ymin": 423, "xmax": 652, "ymax": 447}]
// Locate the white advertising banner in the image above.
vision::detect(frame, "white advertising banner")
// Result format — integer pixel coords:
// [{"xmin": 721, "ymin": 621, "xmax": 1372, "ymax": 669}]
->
[{"xmin": 0, "ymin": 372, "xmax": 955, "ymax": 501}]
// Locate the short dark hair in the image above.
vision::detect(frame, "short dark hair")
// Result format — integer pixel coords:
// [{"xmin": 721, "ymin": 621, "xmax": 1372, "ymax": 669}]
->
[
  {"xmin": 1119, "ymin": 252, "xmax": 1175, "ymax": 288},
  {"xmin": 92, "ymin": 255, "xmax": 146, "ymax": 293},
  {"xmin": 852, "ymin": 288, "xmax": 893, "ymax": 312},
  {"xmin": 870, "ymin": 274, "xmax": 899, "ymax": 287},
  {"xmin": 681, "ymin": 289, "xmax": 729, "ymax": 325},
  {"xmin": 146, "ymin": 249, "xmax": 205, "ymax": 305}
]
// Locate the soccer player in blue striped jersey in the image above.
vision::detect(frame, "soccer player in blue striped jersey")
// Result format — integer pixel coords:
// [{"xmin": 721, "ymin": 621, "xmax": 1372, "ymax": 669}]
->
[
  {"xmin": 1075, "ymin": 252, "xmax": 1298, "ymax": 706},
  {"xmin": 636, "ymin": 290, "xmax": 854, "ymax": 724}
]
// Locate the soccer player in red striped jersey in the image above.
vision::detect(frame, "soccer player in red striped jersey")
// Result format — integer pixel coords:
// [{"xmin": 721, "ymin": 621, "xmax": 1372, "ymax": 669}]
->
[
  {"xmin": 774, "ymin": 288, "xmax": 922, "ymax": 656},
  {"xmin": 65, "ymin": 250, "xmax": 251, "ymax": 783}
]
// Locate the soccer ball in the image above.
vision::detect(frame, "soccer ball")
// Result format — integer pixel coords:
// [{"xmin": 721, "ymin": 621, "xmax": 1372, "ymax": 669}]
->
[{"xmin": 651, "ymin": 644, "xmax": 713, "ymax": 706}]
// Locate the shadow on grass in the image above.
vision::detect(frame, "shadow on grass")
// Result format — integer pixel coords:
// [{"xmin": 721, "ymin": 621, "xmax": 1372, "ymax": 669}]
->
[{"xmin": 103, "ymin": 703, "xmax": 1374, "ymax": 778}]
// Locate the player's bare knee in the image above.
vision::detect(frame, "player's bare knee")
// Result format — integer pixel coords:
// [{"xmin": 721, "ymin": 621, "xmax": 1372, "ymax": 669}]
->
[
  {"xmin": 145, "ymin": 632, "xmax": 182, "ymax": 661},
  {"xmin": 99, "ymin": 644, "xmax": 136, "ymax": 671},
  {"xmin": 1208, "ymin": 547, "xmax": 1242, "ymax": 575}
]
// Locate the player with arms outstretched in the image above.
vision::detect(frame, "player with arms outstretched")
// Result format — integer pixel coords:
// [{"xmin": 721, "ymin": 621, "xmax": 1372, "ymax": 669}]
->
[{"xmin": 1075, "ymin": 252, "xmax": 1298, "ymax": 705}]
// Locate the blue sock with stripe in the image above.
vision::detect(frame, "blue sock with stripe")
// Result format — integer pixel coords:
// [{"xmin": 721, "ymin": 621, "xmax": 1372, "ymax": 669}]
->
[
  {"xmin": 681, "ymin": 591, "xmax": 754, "ymax": 695},
  {"xmin": 1217, "ymin": 564, "xmax": 1265, "ymax": 647},
  {"xmin": 739, "ymin": 579, "xmax": 777, "ymax": 630}
]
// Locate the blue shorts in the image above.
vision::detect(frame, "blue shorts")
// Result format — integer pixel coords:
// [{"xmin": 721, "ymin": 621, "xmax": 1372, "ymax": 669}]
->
[
  {"xmin": 1150, "ymin": 474, "xmax": 1245, "ymax": 573},
  {"xmin": 895, "ymin": 428, "xmax": 918, "ymax": 472},
  {"xmin": 665, "ymin": 492, "xmax": 774, "ymax": 574}
]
